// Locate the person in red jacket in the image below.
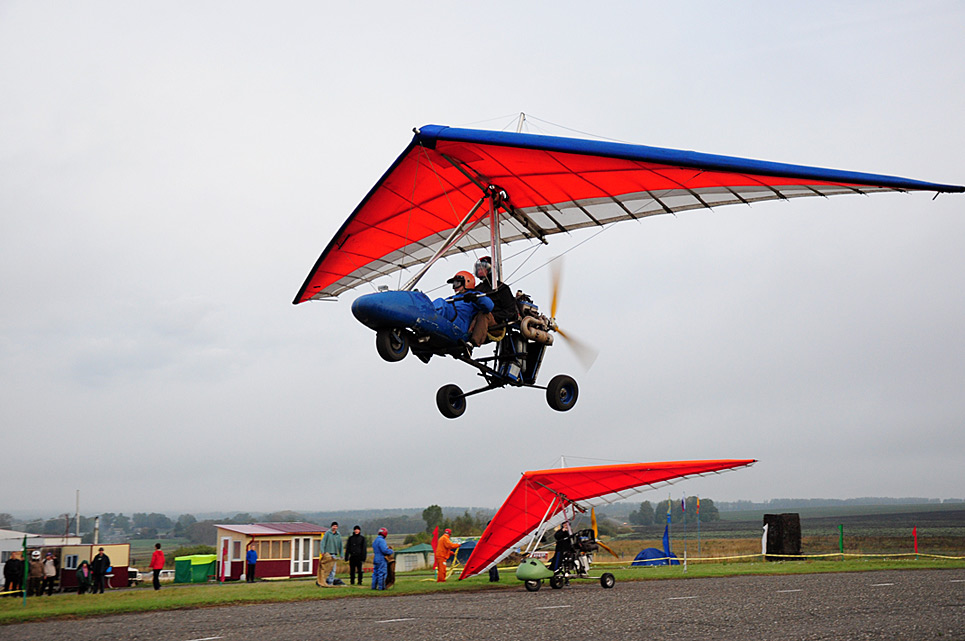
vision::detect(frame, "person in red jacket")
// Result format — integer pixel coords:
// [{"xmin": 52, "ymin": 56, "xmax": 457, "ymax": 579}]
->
[
  {"xmin": 149, "ymin": 543, "xmax": 165, "ymax": 591},
  {"xmin": 434, "ymin": 529, "xmax": 460, "ymax": 582}
]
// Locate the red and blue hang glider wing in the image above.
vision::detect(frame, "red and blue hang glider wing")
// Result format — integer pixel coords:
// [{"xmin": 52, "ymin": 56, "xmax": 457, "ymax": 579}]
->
[
  {"xmin": 458, "ymin": 458, "xmax": 756, "ymax": 580},
  {"xmin": 294, "ymin": 125, "xmax": 962, "ymax": 303}
]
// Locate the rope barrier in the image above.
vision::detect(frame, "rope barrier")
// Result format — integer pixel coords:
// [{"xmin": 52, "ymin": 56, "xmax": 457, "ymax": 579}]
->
[{"xmin": 588, "ymin": 551, "xmax": 965, "ymax": 566}]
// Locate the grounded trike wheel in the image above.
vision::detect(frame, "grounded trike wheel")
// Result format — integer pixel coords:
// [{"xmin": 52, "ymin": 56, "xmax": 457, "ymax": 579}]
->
[
  {"xmin": 546, "ymin": 374, "xmax": 579, "ymax": 411},
  {"xmin": 436, "ymin": 383, "xmax": 467, "ymax": 419},
  {"xmin": 524, "ymin": 579, "xmax": 542, "ymax": 592},
  {"xmin": 375, "ymin": 329, "xmax": 409, "ymax": 362},
  {"xmin": 600, "ymin": 572, "xmax": 615, "ymax": 589},
  {"xmin": 549, "ymin": 575, "xmax": 566, "ymax": 590}
]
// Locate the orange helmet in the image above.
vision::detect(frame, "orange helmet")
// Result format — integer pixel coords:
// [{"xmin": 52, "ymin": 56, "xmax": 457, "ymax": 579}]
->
[{"xmin": 446, "ymin": 270, "xmax": 475, "ymax": 290}]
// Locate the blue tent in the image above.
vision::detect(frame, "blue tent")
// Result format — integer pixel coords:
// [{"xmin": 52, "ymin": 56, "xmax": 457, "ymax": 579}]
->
[
  {"xmin": 631, "ymin": 522, "xmax": 679, "ymax": 566},
  {"xmin": 632, "ymin": 548, "xmax": 679, "ymax": 566},
  {"xmin": 455, "ymin": 539, "xmax": 477, "ymax": 564}
]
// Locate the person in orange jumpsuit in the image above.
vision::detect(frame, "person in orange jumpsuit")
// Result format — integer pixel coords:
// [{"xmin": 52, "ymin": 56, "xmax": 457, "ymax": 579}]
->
[{"xmin": 434, "ymin": 528, "xmax": 460, "ymax": 582}]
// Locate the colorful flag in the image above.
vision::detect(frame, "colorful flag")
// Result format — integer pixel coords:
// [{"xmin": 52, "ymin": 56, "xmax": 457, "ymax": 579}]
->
[
  {"xmin": 430, "ymin": 526, "xmax": 440, "ymax": 569},
  {"xmin": 696, "ymin": 496, "xmax": 700, "ymax": 516},
  {"xmin": 681, "ymin": 496, "xmax": 686, "ymax": 512}
]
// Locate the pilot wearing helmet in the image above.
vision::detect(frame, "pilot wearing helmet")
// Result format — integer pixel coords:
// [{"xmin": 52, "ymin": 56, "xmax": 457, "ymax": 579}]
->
[
  {"xmin": 474, "ymin": 257, "xmax": 495, "ymax": 293},
  {"xmin": 432, "ymin": 270, "xmax": 494, "ymax": 347},
  {"xmin": 27, "ymin": 550, "xmax": 43, "ymax": 597},
  {"xmin": 472, "ymin": 256, "xmax": 518, "ymax": 326}
]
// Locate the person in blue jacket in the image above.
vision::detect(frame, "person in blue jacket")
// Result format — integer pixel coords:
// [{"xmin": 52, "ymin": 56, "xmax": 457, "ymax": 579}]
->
[
  {"xmin": 432, "ymin": 271, "xmax": 494, "ymax": 346},
  {"xmin": 371, "ymin": 527, "xmax": 394, "ymax": 590}
]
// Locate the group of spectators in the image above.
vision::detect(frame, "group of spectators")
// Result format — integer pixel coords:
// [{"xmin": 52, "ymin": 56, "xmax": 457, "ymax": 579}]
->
[
  {"xmin": 2, "ymin": 547, "xmax": 112, "ymax": 597},
  {"xmin": 3, "ymin": 522, "xmax": 508, "ymax": 597},
  {"xmin": 309, "ymin": 522, "xmax": 394, "ymax": 591}
]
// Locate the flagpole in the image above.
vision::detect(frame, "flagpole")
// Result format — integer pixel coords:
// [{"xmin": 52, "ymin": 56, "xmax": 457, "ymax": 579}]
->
[
  {"xmin": 666, "ymin": 494, "xmax": 672, "ymax": 563},
  {"xmin": 21, "ymin": 535, "xmax": 27, "ymax": 606},
  {"xmin": 697, "ymin": 496, "xmax": 701, "ymax": 558},
  {"xmin": 682, "ymin": 495, "xmax": 687, "ymax": 572}
]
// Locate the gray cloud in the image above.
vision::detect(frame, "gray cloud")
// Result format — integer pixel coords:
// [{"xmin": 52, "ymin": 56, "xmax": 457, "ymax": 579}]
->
[{"xmin": 1, "ymin": 1, "xmax": 963, "ymax": 516}]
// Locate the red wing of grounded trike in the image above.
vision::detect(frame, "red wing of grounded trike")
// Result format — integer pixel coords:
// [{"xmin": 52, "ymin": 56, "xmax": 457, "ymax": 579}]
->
[
  {"xmin": 293, "ymin": 125, "xmax": 962, "ymax": 417},
  {"xmin": 458, "ymin": 458, "xmax": 757, "ymax": 581}
]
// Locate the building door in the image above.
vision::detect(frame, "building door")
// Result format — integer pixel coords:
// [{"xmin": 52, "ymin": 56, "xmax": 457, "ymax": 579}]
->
[
  {"xmin": 291, "ymin": 537, "xmax": 312, "ymax": 575},
  {"xmin": 220, "ymin": 537, "xmax": 232, "ymax": 581}
]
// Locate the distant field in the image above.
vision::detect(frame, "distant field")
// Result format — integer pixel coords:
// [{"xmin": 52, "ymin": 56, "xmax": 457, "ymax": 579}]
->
[
  {"xmin": 619, "ymin": 507, "xmax": 965, "ymax": 550},
  {"xmin": 718, "ymin": 502, "xmax": 965, "ymax": 521}
]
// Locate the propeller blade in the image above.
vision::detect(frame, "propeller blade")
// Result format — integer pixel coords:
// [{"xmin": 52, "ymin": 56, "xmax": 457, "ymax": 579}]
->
[
  {"xmin": 591, "ymin": 508, "xmax": 619, "ymax": 558},
  {"xmin": 555, "ymin": 327, "xmax": 599, "ymax": 370},
  {"xmin": 548, "ymin": 256, "xmax": 598, "ymax": 370},
  {"xmin": 597, "ymin": 540, "xmax": 620, "ymax": 559},
  {"xmin": 550, "ymin": 258, "xmax": 562, "ymax": 319}
]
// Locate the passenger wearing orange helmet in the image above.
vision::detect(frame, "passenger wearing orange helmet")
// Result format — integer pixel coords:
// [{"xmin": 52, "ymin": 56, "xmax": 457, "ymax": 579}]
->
[
  {"xmin": 434, "ymin": 528, "xmax": 460, "ymax": 582},
  {"xmin": 432, "ymin": 271, "xmax": 494, "ymax": 348}
]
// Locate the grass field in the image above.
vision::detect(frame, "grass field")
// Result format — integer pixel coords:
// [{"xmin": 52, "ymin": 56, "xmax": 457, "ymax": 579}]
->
[{"xmin": 2, "ymin": 556, "xmax": 963, "ymax": 625}]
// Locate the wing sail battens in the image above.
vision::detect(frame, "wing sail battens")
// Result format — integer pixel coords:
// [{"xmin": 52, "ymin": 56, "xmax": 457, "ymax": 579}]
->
[
  {"xmin": 294, "ymin": 126, "xmax": 962, "ymax": 303},
  {"xmin": 458, "ymin": 459, "xmax": 756, "ymax": 579}
]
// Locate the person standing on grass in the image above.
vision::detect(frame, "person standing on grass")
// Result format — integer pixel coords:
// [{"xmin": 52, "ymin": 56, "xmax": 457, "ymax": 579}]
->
[
  {"xmin": 149, "ymin": 543, "xmax": 165, "ymax": 590},
  {"xmin": 245, "ymin": 543, "xmax": 258, "ymax": 582},
  {"xmin": 90, "ymin": 547, "xmax": 111, "ymax": 594},
  {"xmin": 3, "ymin": 550, "xmax": 23, "ymax": 597},
  {"xmin": 370, "ymin": 527, "xmax": 393, "ymax": 590},
  {"xmin": 434, "ymin": 529, "xmax": 460, "ymax": 582},
  {"xmin": 41, "ymin": 552, "xmax": 57, "ymax": 595},
  {"xmin": 75, "ymin": 560, "xmax": 92, "ymax": 595},
  {"xmin": 345, "ymin": 525, "xmax": 366, "ymax": 586},
  {"xmin": 321, "ymin": 522, "xmax": 342, "ymax": 585},
  {"xmin": 27, "ymin": 551, "xmax": 43, "ymax": 597}
]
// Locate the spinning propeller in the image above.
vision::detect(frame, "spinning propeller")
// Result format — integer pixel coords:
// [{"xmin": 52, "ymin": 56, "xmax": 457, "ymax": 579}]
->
[
  {"xmin": 548, "ymin": 259, "xmax": 599, "ymax": 370},
  {"xmin": 591, "ymin": 508, "xmax": 620, "ymax": 558}
]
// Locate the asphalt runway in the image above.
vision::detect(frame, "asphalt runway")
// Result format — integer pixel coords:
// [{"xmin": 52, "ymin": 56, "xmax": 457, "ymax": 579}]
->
[{"xmin": 5, "ymin": 569, "xmax": 964, "ymax": 641}]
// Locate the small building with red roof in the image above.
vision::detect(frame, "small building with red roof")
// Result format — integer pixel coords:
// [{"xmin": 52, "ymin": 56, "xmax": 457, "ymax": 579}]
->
[{"xmin": 214, "ymin": 522, "xmax": 326, "ymax": 581}]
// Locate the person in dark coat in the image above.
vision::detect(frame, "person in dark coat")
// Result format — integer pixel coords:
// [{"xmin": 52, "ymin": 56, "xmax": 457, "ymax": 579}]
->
[
  {"xmin": 552, "ymin": 522, "xmax": 574, "ymax": 571},
  {"xmin": 27, "ymin": 550, "xmax": 44, "ymax": 597},
  {"xmin": 90, "ymin": 548, "xmax": 111, "ymax": 594},
  {"xmin": 473, "ymin": 256, "xmax": 518, "ymax": 325},
  {"xmin": 344, "ymin": 525, "xmax": 367, "ymax": 586},
  {"xmin": 75, "ymin": 560, "xmax": 92, "ymax": 594},
  {"xmin": 3, "ymin": 550, "xmax": 24, "ymax": 596}
]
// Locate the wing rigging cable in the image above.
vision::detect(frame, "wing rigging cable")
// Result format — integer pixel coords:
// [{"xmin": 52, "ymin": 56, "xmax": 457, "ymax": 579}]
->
[
  {"xmin": 458, "ymin": 459, "xmax": 756, "ymax": 580},
  {"xmin": 294, "ymin": 125, "xmax": 962, "ymax": 304}
]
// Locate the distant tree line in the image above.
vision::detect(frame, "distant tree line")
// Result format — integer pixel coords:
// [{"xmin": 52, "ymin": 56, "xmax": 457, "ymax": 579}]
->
[
  {"xmin": 717, "ymin": 497, "xmax": 963, "ymax": 511},
  {"xmin": 628, "ymin": 497, "xmax": 720, "ymax": 526}
]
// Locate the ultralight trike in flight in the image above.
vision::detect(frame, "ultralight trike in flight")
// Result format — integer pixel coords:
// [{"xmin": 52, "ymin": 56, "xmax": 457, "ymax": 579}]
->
[{"xmin": 293, "ymin": 122, "xmax": 962, "ymax": 418}]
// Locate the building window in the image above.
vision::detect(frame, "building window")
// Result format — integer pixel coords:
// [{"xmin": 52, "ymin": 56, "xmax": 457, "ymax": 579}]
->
[
  {"xmin": 64, "ymin": 554, "xmax": 79, "ymax": 570},
  {"xmin": 232, "ymin": 540, "xmax": 242, "ymax": 560}
]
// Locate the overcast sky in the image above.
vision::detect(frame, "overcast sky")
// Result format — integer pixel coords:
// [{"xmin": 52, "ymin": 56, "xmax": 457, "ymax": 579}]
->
[{"xmin": 2, "ymin": 1, "xmax": 963, "ymax": 518}]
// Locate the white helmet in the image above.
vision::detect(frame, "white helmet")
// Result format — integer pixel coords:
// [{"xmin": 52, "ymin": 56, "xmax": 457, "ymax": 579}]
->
[{"xmin": 31, "ymin": 550, "xmax": 41, "ymax": 560}]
